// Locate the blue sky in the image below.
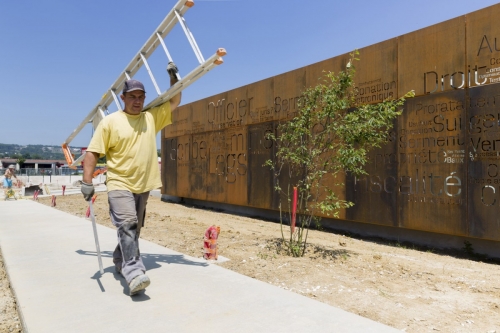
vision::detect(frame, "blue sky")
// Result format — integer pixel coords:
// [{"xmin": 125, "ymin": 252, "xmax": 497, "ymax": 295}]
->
[{"xmin": 1, "ymin": 0, "xmax": 499, "ymax": 148}]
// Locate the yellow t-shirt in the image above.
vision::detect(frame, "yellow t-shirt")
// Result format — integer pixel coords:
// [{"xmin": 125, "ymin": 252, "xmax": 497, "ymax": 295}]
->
[{"xmin": 87, "ymin": 102, "xmax": 172, "ymax": 193}]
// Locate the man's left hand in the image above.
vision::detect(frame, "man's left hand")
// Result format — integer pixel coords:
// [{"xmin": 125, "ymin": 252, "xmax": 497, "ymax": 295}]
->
[
  {"xmin": 167, "ymin": 62, "xmax": 178, "ymax": 80},
  {"xmin": 81, "ymin": 181, "xmax": 95, "ymax": 201}
]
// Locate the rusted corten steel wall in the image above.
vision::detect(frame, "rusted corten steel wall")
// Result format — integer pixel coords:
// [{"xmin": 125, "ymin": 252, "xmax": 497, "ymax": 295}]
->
[{"xmin": 162, "ymin": 4, "xmax": 500, "ymax": 242}]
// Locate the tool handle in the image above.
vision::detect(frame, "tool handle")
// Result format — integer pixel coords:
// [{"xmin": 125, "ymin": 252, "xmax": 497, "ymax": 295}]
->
[{"xmin": 89, "ymin": 201, "xmax": 104, "ymax": 274}]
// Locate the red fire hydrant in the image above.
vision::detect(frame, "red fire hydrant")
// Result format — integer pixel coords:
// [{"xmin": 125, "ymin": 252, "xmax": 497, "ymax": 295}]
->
[{"xmin": 203, "ymin": 225, "xmax": 220, "ymax": 260}]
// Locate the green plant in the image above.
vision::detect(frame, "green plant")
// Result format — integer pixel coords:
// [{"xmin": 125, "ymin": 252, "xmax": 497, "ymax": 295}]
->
[
  {"xmin": 265, "ymin": 51, "xmax": 414, "ymax": 257},
  {"xmin": 463, "ymin": 240, "xmax": 474, "ymax": 256}
]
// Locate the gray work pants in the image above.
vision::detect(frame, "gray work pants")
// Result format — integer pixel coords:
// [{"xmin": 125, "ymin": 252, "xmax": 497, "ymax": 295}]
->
[{"xmin": 108, "ymin": 190, "xmax": 149, "ymax": 284}]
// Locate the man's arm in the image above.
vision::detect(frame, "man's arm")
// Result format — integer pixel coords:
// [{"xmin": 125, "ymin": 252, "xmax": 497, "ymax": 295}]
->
[
  {"xmin": 82, "ymin": 151, "xmax": 99, "ymax": 184},
  {"xmin": 81, "ymin": 151, "xmax": 99, "ymax": 201},
  {"xmin": 169, "ymin": 89, "xmax": 181, "ymax": 111},
  {"xmin": 167, "ymin": 62, "xmax": 182, "ymax": 111}
]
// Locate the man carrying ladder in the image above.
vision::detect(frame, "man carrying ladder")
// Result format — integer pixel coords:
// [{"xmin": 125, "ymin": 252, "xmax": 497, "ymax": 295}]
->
[{"xmin": 81, "ymin": 63, "xmax": 181, "ymax": 296}]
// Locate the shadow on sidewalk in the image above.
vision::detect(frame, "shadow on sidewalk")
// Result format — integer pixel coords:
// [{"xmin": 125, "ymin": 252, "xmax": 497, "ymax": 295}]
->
[
  {"xmin": 77, "ymin": 249, "xmax": 208, "ymax": 299},
  {"xmin": 76, "ymin": 249, "xmax": 209, "ymax": 271}
]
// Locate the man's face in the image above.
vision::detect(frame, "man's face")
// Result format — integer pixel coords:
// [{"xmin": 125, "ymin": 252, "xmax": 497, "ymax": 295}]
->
[{"xmin": 121, "ymin": 90, "xmax": 146, "ymax": 114}]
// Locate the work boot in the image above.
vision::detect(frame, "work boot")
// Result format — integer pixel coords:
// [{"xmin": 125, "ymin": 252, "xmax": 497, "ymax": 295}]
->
[{"xmin": 129, "ymin": 274, "xmax": 150, "ymax": 296}]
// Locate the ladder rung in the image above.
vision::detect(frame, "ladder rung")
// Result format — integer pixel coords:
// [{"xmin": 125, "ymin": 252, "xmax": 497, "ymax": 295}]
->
[
  {"xmin": 174, "ymin": 9, "xmax": 205, "ymax": 64},
  {"xmin": 110, "ymin": 89, "xmax": 122, "ymax": 111},
  {"xmin": 70, "ymin": 152, "xmax": 87, "ymax": 168},
  {"xmin": 139, "ymin": 53, "xmax": 162, "ymax": 95}
]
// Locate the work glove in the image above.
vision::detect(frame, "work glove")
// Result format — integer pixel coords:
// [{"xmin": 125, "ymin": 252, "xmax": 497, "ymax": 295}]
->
[
  {"xmin": 166, "ymin": 62, "xmax": 179, "ymax": 80},
  {"xmin": 81, "ymin": 181, "xmax": 95, "ymax": 201}
]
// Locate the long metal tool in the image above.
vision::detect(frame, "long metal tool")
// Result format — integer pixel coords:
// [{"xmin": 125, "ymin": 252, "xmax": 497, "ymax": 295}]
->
[
  {"xmin": 88, "ymin": 200, "xmax": 104, "ymax": 274},
  {"xmin": 61, "ymin": 0, "xmax": 226, "ymax": 167}
]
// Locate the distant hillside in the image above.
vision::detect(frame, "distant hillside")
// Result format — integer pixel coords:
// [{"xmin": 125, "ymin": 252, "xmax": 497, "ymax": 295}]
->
[
  {"xmin": 0, "ymin": 143, "xmax": 82, "ymax": 161},
  {"xmin": 0, "ymin": 143, "xmax": 161, "ymax": 160}
]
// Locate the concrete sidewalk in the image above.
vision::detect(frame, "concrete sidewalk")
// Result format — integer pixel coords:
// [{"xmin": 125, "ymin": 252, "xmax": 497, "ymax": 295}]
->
[{"xmin": 0, "ymin": 200, "xmax": 400, "ymax": 333}]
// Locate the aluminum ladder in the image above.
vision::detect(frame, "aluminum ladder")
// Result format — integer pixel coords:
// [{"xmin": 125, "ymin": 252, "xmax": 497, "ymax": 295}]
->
[{"xmin": 62, "ymin": 0, "xmax": 226, "ymax": 167}]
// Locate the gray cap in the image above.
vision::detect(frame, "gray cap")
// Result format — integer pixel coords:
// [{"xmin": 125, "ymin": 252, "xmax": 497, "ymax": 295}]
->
[
  {"xmin": 122, "ymin": 79, "xmax": 146, "ymax": 94},
  {"xmin": 8, "ymin": 164, "xmax": 15, "ymax": 169}
]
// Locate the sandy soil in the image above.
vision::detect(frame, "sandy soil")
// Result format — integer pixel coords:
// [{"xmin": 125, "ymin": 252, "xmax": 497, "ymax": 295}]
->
[
  {"xmin": 0, "ymin": 253, "xmax": 22, "ymax": 333},
  {"xmin": 4, "ymin": 193, "xmax": 500, "ymax": 332}
]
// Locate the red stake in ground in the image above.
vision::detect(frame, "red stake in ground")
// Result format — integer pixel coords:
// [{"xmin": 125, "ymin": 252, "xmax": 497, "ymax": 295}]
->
[
  {"xmin": 291, "ymin": 187, "xmax": 298, "ymax": 233},
  {"xmin": 85, "ymin": 194, "xmax": 97, "ymax": 218}
]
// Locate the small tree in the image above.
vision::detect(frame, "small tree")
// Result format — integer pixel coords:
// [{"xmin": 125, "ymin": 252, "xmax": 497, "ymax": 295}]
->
[
  {"xmin": 12, "ymin": 154, "xmax": 25, "ymax": 168},
  {"xmin": 266, "ymin": 52, "xmax": 414, "ymax": 257}
]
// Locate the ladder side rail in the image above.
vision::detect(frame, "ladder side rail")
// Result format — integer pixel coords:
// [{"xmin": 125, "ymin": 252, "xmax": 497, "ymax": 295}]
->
[
  {"xmin": 63, "ymin": 108, "xmax": 99, "ymax": 145},
  {"xmin": 70, "ymin": 152, "xmax": 87, "ymax": 167},
  {"xmin": 143, "ymin": 50, "xmax": 224, "ymax": 111},
  {"xmin": 69, "ymin": 104, "xmax": 105, "ymax": 165},
  {"xmin": 92, "ymin": 108, "xmax": 107, "ymax": 130}
]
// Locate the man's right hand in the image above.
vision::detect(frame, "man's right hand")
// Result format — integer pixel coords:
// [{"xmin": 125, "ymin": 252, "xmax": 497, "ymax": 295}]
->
[{"xmin": 81, "ymin": 181, "xmax": 95, "ymax": 201}]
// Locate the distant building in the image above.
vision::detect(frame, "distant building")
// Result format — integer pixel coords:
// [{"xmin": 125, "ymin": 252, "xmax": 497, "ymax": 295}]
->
[{"xmin": 0, "ymin": 158, "xmax": 66, "ymax": 170}]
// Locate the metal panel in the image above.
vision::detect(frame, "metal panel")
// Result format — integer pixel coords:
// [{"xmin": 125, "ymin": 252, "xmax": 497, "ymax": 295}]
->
[
  {"xmin": 398, "ymin": 16, "xmax": 466, "ymax": 97},
  {"xmin": 306, "ymin": 56, "xmax": 345, "ymax": 91},
  {"xmin": 176, "ymin": 134, "xmax": 192, "ymax": 198},
  {"xmin": 248, "ymin": 122, "xmax": 275, "ymax": 209},
  {"xmin": 165, "ymin": 101, "xmax": 193, "ymax": 138},
  {"xmin": 354, "ymin": 38, "xmax": 399, "ymax": 104},
  {"xmin": 202, "ymin": 85, "xmax": 254, "ymax": 130},
  {"xmin": 343, "ymin": 39, "xmax": 400, "ymax": 223},
  {"xmin": 206, "ymin": 91, "xmax": 235, "ymax": 131},
  {"xmin": 189, "ymin": 132, "xmax": 209, "ymax": 200},
  {"xmin": 345, "ymin": 118, "xmax": 399, "ymax": 226},
  {"xmin": 162, "ymin": 136, "xmax": 177, "ymax": 196},
  {"xmin": 273, "ymin": 69, "xmax": 306, "ymax": 122},
  {"xmin": 224, "ymin": 127, "xmax": 248, "ymax": 206},
  {"xmin": 398, "ymin": 90, "xmax": 467, "ymax": 235},
  {"xmin": 246, "ymin": 79, "xmax": 275, "ymax": 125},
  {"xmin": 190, "ymin": 99, "xmax": 210, "ymax": 135},
  {"xmin": 466, "ymin": 4, "xmax": 500, "ymax": 89},
  {"xmin": 206, "ymin": 130, "xmax": 228, "ymax": 203},
  {"xmin": 467, "ymin": 83, "xmax": 500, "ymax": 241}
]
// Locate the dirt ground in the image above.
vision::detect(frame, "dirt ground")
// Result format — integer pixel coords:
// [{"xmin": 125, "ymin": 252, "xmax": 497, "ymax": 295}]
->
[
  {"xmin": 3, "ymin": 193, "xmax": 500, "ymax": 333},
  {"xmin": 0, "ymin": 253, "xmax": 22, "ymax": 333}
]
